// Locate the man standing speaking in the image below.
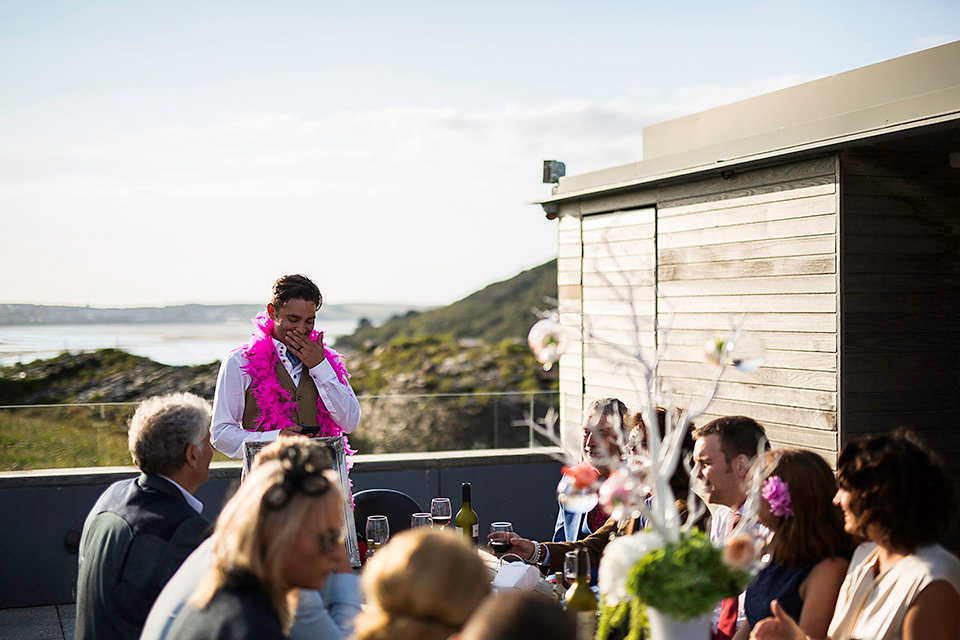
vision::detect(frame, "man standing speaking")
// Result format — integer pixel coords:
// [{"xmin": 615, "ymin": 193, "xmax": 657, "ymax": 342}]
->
[{"xmin": 210, "ymin": 274, "xmax": 361, "ymax": 458}]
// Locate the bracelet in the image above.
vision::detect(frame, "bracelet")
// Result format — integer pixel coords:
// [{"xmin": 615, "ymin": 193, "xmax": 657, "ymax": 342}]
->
[{"xmin": 527, "ymin": 541, "xmax": 542, "ymax": 565}]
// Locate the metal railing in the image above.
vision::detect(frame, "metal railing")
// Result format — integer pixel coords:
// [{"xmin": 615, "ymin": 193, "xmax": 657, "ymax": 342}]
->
[{"xmin": 0, "ymin": 390, "xmax": 559, "ymax": 471}]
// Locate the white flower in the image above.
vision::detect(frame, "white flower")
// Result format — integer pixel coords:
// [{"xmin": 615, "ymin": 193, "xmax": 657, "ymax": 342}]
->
[{"xmin": 597, "ymin": 531, "xmax": 664, "ymax": 605}]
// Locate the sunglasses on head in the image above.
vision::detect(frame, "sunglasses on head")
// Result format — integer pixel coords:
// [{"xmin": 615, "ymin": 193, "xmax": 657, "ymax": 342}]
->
[{"xmin": 263, "ymin": 446, "xmax": 332, "ymax": 511}]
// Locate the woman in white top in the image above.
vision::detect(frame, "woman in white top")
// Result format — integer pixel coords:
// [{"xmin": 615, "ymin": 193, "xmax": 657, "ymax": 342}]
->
[{"xmin": 752, "ymin": 431, "xmax": 960, "ymax": 640}]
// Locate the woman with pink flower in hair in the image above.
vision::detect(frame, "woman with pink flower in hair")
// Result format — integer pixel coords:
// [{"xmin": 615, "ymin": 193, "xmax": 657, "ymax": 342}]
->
[{"xmin": 733, "ymin": 449, "xmax": 852, "ymax": 640}]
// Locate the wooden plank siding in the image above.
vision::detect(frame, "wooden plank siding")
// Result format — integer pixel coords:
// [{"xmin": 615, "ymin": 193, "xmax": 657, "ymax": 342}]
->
[
  {"xmin": 559, "ymin": 156, "xmax": 842, "ymax": 462},
  {"xmin": 557, "ymin": 214, "xmax": 584, "ymax": 454},
  {"xmin": 839, "ymin": 151, "xmax": 960, "ymax": 471},
  {"xmin": 579, "ymin": 208, "xmax": 658, "ymax": 431}
]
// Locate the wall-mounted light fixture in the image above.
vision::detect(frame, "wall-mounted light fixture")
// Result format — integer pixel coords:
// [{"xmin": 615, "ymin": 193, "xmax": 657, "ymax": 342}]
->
[{"xmin": 542, "ymin": 159, "xmax": 566, "ymax": 183}]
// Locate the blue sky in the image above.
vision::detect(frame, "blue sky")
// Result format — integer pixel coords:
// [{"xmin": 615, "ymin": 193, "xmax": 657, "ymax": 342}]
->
[{"xmin": 1, "ymin": 1, "xmax": 957, "ymax": 307}]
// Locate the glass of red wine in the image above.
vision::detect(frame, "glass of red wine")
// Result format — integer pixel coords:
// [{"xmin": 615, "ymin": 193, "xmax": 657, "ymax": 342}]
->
[
  {"xmin": 430, "ymin": 497, "xmax": 452, "ymax": 530},
  {"xmin": 564, "ymin": 549, "xmax": 588, "ymax": 586},
  {"xmin": 489, "ymin": 521, "xmax": 514, "ymax": 557}
]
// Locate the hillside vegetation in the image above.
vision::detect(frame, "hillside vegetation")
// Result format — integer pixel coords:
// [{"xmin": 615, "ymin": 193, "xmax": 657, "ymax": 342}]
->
[{"xmin": 336, "ymin": 259, "xmax": 557, "ymax": 350}]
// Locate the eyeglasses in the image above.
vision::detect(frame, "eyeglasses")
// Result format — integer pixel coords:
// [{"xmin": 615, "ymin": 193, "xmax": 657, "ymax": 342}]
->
[
  {"xmin": 264, "ymin": 446, "xmax": 332, "ymax": 510},
  {"xmin": 317, "ymin": 529, "xmax": 345, "ymax": 554}
]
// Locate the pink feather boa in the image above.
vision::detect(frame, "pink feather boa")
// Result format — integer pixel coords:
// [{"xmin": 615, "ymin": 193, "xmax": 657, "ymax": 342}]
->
[{"xmin": 241, "ymin": 313, "xmax": 357, "ymax": 462}]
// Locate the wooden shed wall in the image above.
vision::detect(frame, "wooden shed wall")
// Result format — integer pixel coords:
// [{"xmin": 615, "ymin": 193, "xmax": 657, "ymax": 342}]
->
[
  {"xmin": 557, "ymin": 156, "xmax": 841, "ymax": 462},
  {"xmin": 839, "ymin": 151, "xmax": 960, "ymax": 467}
]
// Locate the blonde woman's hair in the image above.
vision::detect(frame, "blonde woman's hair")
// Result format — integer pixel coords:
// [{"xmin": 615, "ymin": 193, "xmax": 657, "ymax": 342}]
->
[
  {"xmin": 355, "ymin": 528, "xmax": 491, "ymax": 640},
  {"xmin": 189, "ymin": 440, "xmax": 342, "ymax": 632}
]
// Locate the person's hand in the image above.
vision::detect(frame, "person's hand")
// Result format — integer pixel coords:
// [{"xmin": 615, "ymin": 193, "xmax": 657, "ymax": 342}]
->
[
  {"xmin": 286, "ymin": 330, "xmax": 326, "ymax": 369},
  {"xmin": 278, "ymin": 425, "xmax": 303, "ymax": 437},
  {"xmin": 488, "ymin": 531, "xmax": 536, "ymax": 561},
  {"xmin": 750, "ymin": 600, "xmax": 807, "ymax": 640}
]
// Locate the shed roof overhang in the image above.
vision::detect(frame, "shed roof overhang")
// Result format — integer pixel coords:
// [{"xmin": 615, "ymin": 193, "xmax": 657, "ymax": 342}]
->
[{"xmin": 535, "ymin": 40, "xmax": 960, "ymax": 215}]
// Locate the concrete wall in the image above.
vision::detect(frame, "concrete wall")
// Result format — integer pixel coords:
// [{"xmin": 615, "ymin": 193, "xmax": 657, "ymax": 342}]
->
[{"xmin": 0, "ymin": 448, "xmax": 563, "ymax": 609}]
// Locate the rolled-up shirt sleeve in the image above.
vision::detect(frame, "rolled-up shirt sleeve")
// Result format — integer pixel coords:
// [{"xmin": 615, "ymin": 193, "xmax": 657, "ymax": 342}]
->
[
  {"xmin": 308, "ymin": 359, "xmax": 361, "ymax": 434},
  {"xmin": 209, "ymin": 351, "xmax": 280, "ymax": 459}
]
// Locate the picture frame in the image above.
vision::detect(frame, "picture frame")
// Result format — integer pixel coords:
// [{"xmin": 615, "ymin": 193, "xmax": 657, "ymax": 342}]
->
[{"xmin": 242, "ymin": 437, "xmax": 361, "ymax": 568}]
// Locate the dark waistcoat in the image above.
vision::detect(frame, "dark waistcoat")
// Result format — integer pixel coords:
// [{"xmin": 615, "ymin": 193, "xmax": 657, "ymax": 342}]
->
[{"xmin": 242, "ymin": 361, "xmax": 319, "ymax": 429}]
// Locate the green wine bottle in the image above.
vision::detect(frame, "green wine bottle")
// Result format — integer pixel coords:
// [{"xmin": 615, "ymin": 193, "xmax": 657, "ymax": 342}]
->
[
  {"xmin": 454, "ymin": 482, "xmax": 479, "ymax": 545},
  {"xmin": 565, "ymin": 548, "xmax": 597, "ymax": 639}
]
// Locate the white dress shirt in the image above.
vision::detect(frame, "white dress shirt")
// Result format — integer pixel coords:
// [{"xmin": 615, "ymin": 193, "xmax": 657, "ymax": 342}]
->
[
  {"xmin": 159, "ymin": 475, "xmax": 204, "ymax": 514},
  {"xmin": 210, "ymin": 337, "xmax": 361, "ymax": 458}
]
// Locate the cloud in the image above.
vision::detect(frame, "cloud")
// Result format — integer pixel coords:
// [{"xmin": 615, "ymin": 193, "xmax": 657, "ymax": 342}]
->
[
  {"xmin": 1, "ymin": 75, "xmax": 838, "ymax": 305},
  {"xmin": 4, "ymin": 74, "xmax": 815, "ymax": 202}
]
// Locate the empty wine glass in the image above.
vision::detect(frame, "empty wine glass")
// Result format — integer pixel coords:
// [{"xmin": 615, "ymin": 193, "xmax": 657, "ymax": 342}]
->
[
  {"xmin": 411, "ymin": 512, "xmax": 432, "ymax": 528},
  {"xmin": 489, "ymin": 521, "xmax": 514, "ymax": 557},
  {"xmin": 365, "ymin": 515, "xmax": 389, "ymax": 559},
  {"xmin": 430, "ymin": 498, "xmax": 452, "ymax": 530}
]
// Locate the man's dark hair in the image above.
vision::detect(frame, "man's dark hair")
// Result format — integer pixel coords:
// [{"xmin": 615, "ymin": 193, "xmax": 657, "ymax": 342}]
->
[
  {"xmin": 838, "ymin": 430, "xmax": 956, "ymax": 552},
  {"xmin": 271, "ymin": 274, "xmax": 322, "ymax": 310},
  {"xmin": 693, "ymin": 415, "xmax": 768, "ymax": 463},
  {"xmin": 587, "ymin": 397, "xmax": 629, "ymax": 429}
]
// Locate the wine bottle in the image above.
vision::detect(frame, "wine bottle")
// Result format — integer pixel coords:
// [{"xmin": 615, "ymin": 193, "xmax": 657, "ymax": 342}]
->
[
  {"xmin": 552, "ymin": 571, "xmax": 566, "ymax": 601},
  {"xmin": 454, "ymin": 482, "xmax": 479, "ymax": 545},
  {"xmin": 565, "ymin": 548, "xmax": 597, "ymax": 639}
]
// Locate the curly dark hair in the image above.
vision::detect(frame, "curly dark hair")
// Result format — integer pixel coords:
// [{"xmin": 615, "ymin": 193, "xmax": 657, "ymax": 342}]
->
[
  {"xmin": 837, "ymin": 430, "xmax": 956, "ymax": 552},
  {"xmin": 271, "ymin": 274, "xmax": 322, "ymax": 310}
]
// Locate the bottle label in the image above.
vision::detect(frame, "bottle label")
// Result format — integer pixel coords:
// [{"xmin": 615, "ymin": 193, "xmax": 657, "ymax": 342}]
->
[
  {"xmin": 471, "ymin": 523, "xmax": 478, "ymax": 538},
  {"xmin": 576, "ymin": 611, "xmax": 597, "ymax": 640}
]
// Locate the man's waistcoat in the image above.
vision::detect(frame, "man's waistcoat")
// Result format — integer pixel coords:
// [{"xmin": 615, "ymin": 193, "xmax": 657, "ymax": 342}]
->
[{"xmin": 242, "ymin": 360, "xmax": 319, "ymax": 428}]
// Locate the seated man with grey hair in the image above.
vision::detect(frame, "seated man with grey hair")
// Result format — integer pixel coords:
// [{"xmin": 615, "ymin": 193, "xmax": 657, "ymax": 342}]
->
[{"xmin": 75, "ymin": 392, "xmax": 214, "ymax": 640}]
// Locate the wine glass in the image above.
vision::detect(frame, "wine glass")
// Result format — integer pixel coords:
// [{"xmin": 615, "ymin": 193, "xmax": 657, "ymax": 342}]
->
[
  {"xmin": 411, "ymin": 512, "xmax": 432, "ymax": 528},
  {"xmin": 365, "ymin": 515, "xmax": 389, "ymax": 559},
  {"xmin": 430, "ymin": 498, "xmax": 452, "ymax": 530},
  {"xmin": 489, "ymin": 521, "xmax": 514, "ymax": 557},
  {"xmin": 564, "ymin": 549, "xmax": 589, "ymax": 586}
]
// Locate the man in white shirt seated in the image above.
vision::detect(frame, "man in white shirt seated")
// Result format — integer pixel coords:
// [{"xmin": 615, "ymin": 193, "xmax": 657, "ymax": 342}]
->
[{"xmin": 692, "ymin": 415, "xmax": 769, "ymax": 640}]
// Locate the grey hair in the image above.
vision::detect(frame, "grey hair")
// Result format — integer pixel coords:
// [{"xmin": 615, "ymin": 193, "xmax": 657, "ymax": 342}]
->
[{"xmin": 128, "ymin": 392, "xmax": 212, "ymax": 475}]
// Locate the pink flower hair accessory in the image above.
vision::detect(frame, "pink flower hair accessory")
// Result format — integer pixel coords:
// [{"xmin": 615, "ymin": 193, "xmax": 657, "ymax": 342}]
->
[{"xmin": 762, "ymin": 475, "xmax": 793, "ymax": 517}]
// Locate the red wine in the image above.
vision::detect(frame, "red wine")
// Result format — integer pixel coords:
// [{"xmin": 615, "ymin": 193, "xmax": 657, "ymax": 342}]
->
[
  {"xmin": 489, "ymin": 540, "xmax": 511, "ymax": 556},
  {"xmin": 432, "ymin": 516, "xmax": 451, "ymax": 528}
]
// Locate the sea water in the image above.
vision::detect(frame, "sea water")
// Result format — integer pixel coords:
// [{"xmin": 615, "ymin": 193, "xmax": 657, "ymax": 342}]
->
[{"xmin": 0, "ymin": 319, "xmax": 360, "ymax": 367}]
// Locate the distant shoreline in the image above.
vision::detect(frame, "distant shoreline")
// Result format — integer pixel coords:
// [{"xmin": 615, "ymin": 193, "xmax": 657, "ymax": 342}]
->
[
  {"xmin": 0, "ymin": 302, "xmax": 433, "ymax": 326},
  {"xmin": 0, "ymin": 319, "xmax": 361, "ymax": 367}
]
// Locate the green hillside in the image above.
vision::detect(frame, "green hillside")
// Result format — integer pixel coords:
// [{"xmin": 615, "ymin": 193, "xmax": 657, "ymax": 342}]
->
[{"xmin": 335, "ymin": 259, "xmax": 557, "ymax": 349}]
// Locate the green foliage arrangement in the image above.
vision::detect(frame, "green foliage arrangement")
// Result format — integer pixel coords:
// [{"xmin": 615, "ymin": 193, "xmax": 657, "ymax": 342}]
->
[
  {"xmin": 597, "ymin": 597, "xmax": 648, "ymax": 640},
  {"xmin": 627, "ymin": 530, "xmax": 748, "ymax": 621}
]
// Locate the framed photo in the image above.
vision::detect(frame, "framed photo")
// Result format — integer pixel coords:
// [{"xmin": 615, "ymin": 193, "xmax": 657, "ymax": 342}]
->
[{"xmin": 243, "ymin": 437, "xmax": 361, "ymax": 568}]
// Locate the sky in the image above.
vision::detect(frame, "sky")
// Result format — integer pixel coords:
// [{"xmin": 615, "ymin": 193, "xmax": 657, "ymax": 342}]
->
[{"xmin": 1, "ymin": 1, "xmax": 958, "ymax": 308}]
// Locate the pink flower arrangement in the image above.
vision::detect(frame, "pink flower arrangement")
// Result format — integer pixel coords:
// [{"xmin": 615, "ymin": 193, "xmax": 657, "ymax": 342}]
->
[
  {"xmin": 561, "ymin": 461, "xmax": 601, "ymax": 489},
  {"xmin": 762, "ymin": 475, "xmax": 793, "ymax": 517}
]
